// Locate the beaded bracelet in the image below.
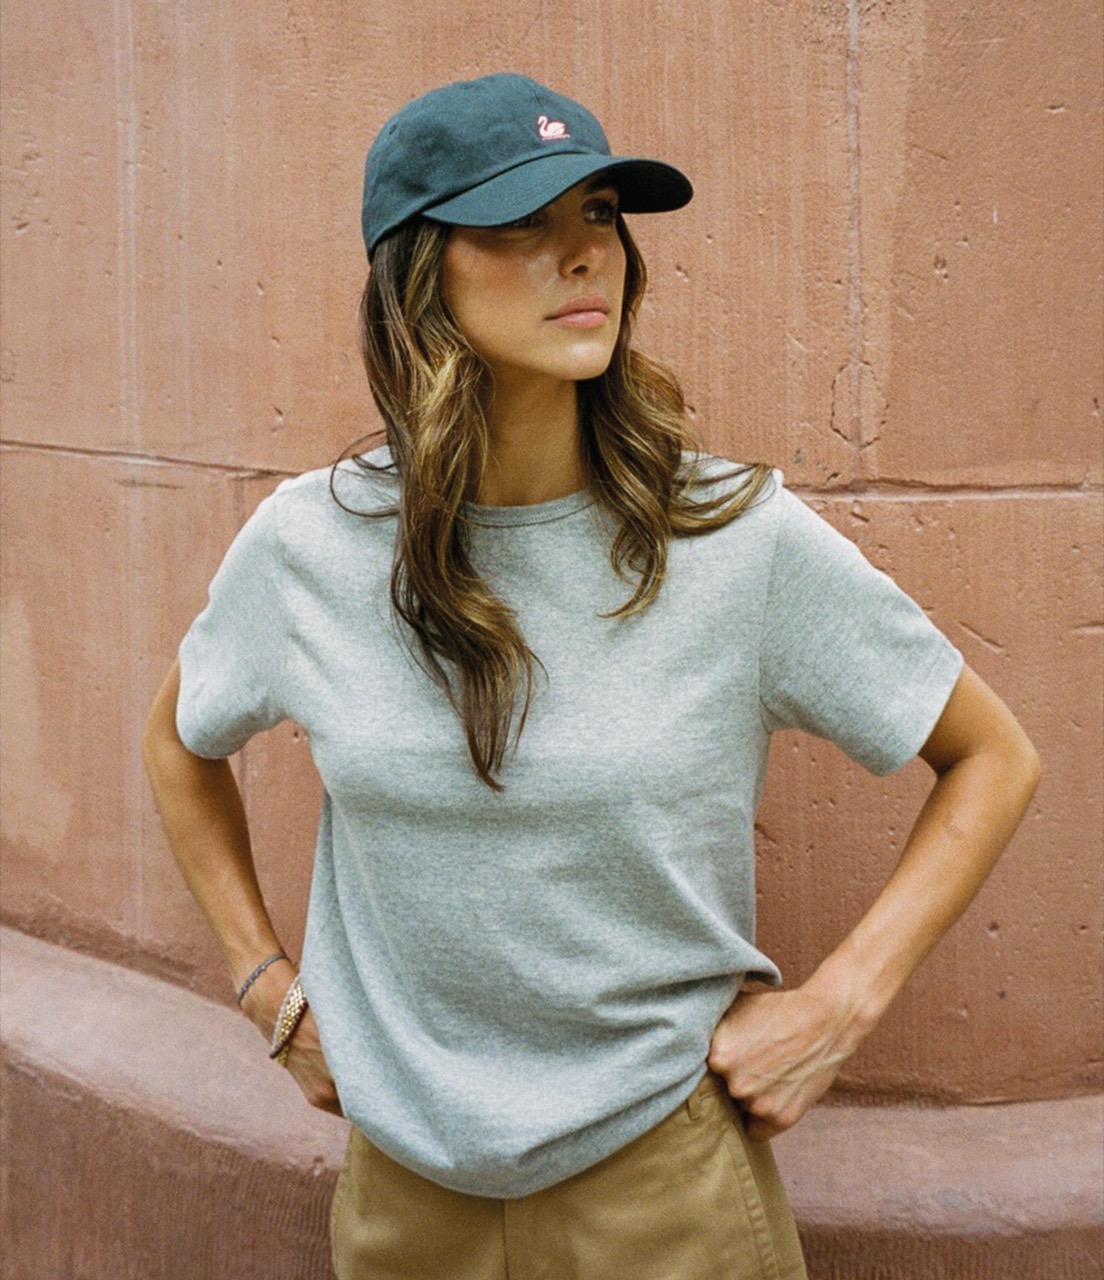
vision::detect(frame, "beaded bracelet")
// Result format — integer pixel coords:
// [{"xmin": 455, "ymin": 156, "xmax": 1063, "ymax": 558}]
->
[
  {"xmin": 269, "ymin": 974, "xmax": 309, "ymax": 1063},
  {"xmin": 235, "ymin": 950, "xmax": 289, "ymax": 1007}
]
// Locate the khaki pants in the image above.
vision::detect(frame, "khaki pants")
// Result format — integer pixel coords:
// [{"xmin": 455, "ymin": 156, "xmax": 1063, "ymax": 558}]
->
[{"xmin": 331, "ymin": 1071, "xmax": 807, "ymax": 1280}]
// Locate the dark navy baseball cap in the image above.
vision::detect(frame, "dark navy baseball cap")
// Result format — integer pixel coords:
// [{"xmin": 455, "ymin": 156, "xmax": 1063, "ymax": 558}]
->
[{"xmin": 361, "ymin": 73, "xmax": 693, "ymax": 258}]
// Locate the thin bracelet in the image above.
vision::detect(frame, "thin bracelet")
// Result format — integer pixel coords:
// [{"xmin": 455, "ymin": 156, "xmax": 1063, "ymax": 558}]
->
[{"xmin": 235, "ymin": 951, "xmax": 289, "ymax": 1007}]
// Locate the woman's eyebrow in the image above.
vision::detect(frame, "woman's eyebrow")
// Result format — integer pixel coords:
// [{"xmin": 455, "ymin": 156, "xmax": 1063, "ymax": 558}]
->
[{"xmin": 582, "ymin": 175, "xmax": 619, "ymax": 194}]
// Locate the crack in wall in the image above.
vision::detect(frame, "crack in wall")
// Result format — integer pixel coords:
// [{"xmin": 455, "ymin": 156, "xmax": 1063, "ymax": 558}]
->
[
  {"xmin": 957, "ymin": 621, "xmax": 1008, "ymax": 655},
  {"xmin": 830, "ymin": 359, "xmax": 889, "ymax": 455}
]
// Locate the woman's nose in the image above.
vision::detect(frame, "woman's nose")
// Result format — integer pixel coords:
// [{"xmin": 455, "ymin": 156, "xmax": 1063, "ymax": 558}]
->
[{"xmin": 559, "ymin": 223, "xmax": 606, "ymax": 276}]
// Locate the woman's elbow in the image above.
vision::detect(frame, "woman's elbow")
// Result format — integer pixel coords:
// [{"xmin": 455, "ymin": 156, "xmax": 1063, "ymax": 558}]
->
[
  {"xmin": 985, "ymin": 710, "xmax": 1041, "ymax": 819},
  {"xmin": 1011, "ymin": 727, "xmax": 1042, "ymax": 803},
  {"xmin": 142, "ymin": 661, "xmax": 185, "ymax": 778}
]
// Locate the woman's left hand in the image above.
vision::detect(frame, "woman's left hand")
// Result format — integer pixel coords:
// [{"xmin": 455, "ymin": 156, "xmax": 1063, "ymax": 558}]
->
[
  {"xmin": 706, "ymin": 975, "xmax": 865, "ymax": 1142},
  {"xmin": 709, "ymin": 667, "xmax": 1041, "ymax": 1144}
]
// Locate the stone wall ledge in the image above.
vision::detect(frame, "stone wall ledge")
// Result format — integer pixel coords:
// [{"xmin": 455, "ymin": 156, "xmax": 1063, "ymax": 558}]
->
[{"xmin": 2, "ymin": 926, "xmax": 1101, "ymax": 1279}]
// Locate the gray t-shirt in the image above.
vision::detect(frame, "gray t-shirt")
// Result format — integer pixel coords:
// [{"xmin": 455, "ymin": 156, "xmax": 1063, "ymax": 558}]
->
[{"xmin": 176, "ymin": 450, "xmax": 963, "ymax": 1197}]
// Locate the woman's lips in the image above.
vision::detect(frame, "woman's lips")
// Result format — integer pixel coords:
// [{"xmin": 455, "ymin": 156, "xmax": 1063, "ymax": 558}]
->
[{"xmin": 546, "ymin": 295, "xmax": 610, "ymax": 327}]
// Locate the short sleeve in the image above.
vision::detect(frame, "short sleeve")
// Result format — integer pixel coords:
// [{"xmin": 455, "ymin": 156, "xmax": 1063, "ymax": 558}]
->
[
  {"xmin": 176, "ymin": 491, "xmax": 289, "ymax": 758},
  {"xmin": 759, "ymin": 486, "xmax": 964, "ymax": 775}
]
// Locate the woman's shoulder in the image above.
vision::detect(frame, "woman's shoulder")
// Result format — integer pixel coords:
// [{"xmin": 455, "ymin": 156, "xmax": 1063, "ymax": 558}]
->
[
  {"xmin": 678, "ymin": 450, "xmax": 787, "ymax": 523},
  {"xmin": 679, "ymin": 448, "xmax": 778, "ymax": 479},
  {"xmin": 232, "ymin": 446, "xmax": 400, "ymax": 577},
  {"xmin": 683, "ymin": 454, "xmax": 874, "ymax": 561},
  {"xmin": 267, "ymin": 444, "xmax": 400, "ymax": 523}
]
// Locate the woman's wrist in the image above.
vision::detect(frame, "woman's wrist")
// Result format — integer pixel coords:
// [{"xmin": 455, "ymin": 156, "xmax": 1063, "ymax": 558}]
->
[
  {"xmin": 238, "ymin": 956, "xmax": 297, "ymax": 1037},
  {"xmin": 235, "ymin": 950, "xmax": 289, "ymax": 1006},
  {"xmin": 269, "ymin": 974, "xmax": 309, "ymax": 1063},
  {"xmin": 801, "ymin": 945, "xmax": 888, "ymax": 1052}
]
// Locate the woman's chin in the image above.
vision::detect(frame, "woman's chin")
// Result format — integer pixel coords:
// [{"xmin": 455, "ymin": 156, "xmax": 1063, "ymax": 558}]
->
[
  {"xmin": 488, "ymin": 353, "xmax": 616, "ymax": 388},
  {"xmin": 550, "ymin": 344, "xmax": 619, "ymax": 383}
]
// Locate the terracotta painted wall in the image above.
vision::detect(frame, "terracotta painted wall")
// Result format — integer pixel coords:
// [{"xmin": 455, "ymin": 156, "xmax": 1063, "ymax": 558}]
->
[{"xmin": 2, "ymin": 0, "xmax": 1101, "ymax": 1125}]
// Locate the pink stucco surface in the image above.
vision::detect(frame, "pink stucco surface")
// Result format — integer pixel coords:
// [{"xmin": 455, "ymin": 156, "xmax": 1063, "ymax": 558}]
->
[
  {"xmin": 2, "ymin": 0, "xmax": 1102, "ymax": 1274},
  {"xmin": 4, "ymin": 927, "xmax": 1101, "ymax": 1279}
]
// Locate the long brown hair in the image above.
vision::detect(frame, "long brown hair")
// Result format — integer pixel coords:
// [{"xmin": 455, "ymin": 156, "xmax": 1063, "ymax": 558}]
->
[{"xmin": 334, "ymin": 214, "xmax": 772, "ymax": 788}]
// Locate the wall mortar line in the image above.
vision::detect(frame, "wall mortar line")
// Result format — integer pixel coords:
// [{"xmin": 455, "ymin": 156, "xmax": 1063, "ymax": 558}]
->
[
  {"xmin": 846, "ymin": 0, "xmax": 864, "ymax": 478},
  {"xmin": 791, "ymin": 483, "xmax": 1104, "ymax": 501},
  {"xmin": 108, "ymin": 0, "xmax": 147, "ymax": 951},
  {"xmin": 0, "ymin": 438, "xmax": 299, "ymax": 482},
  {"xmin": 2, "ymin": 438, "xmax": 1099, "ymax": 501},
  {"xmin": 112, "ymin": 0, "xmax": 139, "ymax": 446}
]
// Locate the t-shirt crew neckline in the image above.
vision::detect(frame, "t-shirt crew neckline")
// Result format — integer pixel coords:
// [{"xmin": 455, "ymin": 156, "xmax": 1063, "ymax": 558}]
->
[{"xmin": 462, "ymin": 487, "xmax": 597, "ymax": 528}]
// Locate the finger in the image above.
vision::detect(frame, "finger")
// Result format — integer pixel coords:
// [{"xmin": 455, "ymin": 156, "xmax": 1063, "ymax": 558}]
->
[
  {"xmin": 284, "ymin": 1052, "xmax": 342, "ymax": 1115},
  {"xmin": 743, "ymin": 1112, "xmax": 785, "ymax": 1142},
  {"xmin": 306, "ymin": 1075, "xmax": 343, "ymax": 1115}
]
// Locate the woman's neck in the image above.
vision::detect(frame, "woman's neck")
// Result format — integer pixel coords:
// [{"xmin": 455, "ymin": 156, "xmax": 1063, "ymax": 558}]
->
[{"xmin": 474, "ymin": 374, "xmax": 587, "ymax": 507}]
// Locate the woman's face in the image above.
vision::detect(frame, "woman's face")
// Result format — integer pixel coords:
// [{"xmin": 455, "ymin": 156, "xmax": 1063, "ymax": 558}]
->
[{"xmin": 440, "ymin": 176, "xmax": 627, "ymax": 388}]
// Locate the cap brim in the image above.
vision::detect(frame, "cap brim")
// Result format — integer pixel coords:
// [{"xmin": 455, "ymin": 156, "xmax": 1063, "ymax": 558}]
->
[{"xmin": 421, "ymin": 152, "xmax": 692, "ymax": 228}]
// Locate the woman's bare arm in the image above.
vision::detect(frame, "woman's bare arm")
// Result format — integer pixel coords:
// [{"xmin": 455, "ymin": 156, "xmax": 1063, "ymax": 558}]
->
[
  {"xmin": 143, "ymin": 660, "xmax": 340, "ymax": 1113},
  {"xmin": 707, "ymin": 664, "xmax": 1041, "ymax": 1140}
]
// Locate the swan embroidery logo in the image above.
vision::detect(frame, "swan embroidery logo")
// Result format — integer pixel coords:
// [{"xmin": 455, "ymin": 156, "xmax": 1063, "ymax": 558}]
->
[{"xmin": 537, "ymin": 114, "xmax": 569, "ymax": 140}]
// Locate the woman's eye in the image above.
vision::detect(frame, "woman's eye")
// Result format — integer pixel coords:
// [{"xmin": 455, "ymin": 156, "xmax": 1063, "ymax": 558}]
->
[
  {"xmin": 496, "ymin": 198, "xmax": 619, "ymax": 234},
  {"xmin": 501, "ymin": 212, "xmax": 542, "ymax": 231},
  {"xmin": 586, "ymin": 198, "xmax": 620, "ymax": 224}
]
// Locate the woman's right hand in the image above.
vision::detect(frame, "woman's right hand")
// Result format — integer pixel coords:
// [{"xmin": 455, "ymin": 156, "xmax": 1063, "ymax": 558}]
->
[
  {"xmin": 240, "ymin": 962, "xmax": 343, "ymax": 1116},
  {"xmin": 279, "ymin": 1007, "xmax": 343, "ymax": 1115},
  {"xmin": 145, "ymin": 662, "xmax": 342, "ymax": 1117}
]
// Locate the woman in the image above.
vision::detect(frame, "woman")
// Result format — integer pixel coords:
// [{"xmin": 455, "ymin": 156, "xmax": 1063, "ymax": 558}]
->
[{"xmin": 144, "ymin": 73, "xmax": 1040, "ymax": 1279}]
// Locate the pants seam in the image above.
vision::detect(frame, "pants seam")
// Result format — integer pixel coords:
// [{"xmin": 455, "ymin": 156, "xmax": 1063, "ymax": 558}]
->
[
  {"xmin": 722, "ymin": 1122, "xmax": 783, "ymax": 1280},
  {"xmin": 501, "ymin": 1198, "xmax": 512, "ymax": 1280}
]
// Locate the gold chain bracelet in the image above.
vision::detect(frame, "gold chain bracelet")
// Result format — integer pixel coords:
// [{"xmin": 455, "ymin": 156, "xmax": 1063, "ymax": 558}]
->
[{"xmin": 269, "ymin": 974, "xmax": 308, "ymax": 1064}]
